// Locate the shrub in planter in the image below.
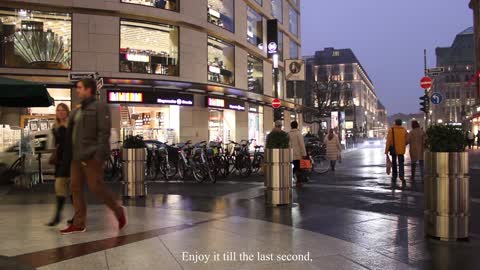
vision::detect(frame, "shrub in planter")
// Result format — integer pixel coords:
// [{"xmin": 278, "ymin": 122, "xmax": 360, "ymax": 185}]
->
[
  {"xmin": 426, "ymin": 125, "xmax": 466, "ymax": 152},
  {"xmin": 123, "ymin": 135, "xmax": 146, "ymax": 149},
  {"xmin": 266, "ymin": 130, "xmax": 290, "ymax": 149}
]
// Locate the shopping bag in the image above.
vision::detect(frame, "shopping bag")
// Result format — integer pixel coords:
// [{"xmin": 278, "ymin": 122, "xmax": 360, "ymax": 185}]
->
[
  {"xmin": 300, "ymin": 158, "xmax": 312, "ymax": 169},
  {"xmin": 386, "ymin": 156, "xmax": 392, "ymax": 175}
]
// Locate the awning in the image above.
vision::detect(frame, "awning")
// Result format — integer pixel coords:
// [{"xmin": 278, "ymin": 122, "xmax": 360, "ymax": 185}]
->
[{"xmin": 0, "ymin": 77, "xmax": 54, "ymax": 107}]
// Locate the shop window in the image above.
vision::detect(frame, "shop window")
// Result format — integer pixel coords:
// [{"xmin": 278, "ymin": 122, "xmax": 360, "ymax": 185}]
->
[
  {"xmin": 289, "ymin": 39, "xmax": 298, "ymax": 59},
  {"xmin": 288, "ymin": 4, "xmax": 298, "ymax": 36},
  {"xmin": 0, "ymin": 8, "xmax": 71, "ymax": 69},
  {"xmin": 121, "ymin": 0, "xmax": 178, "ymax": 11},
  {"xmin": 248, "ymin": 54, "xmax": 264, "ymax": 94},
  {"xmin": 207, "ymin": 0, "xmax": 234, "ymax": 32},
  {"xmin": 120, "ymin": 20, "xmax": 179, "ymax": 76},
  {"xmin": 29, "ymin": 88, "xmax": 71, "ymax": 116},
  {"xmin": 271, "ymin": 0, "xmax": 283, "ymax": 24},
  {"xmin": 247, "ymin": 6, "xmax": 263, "ymax": 48},
  {"xmin": 208, "ymin": 36, "xmax": 235, "ymax": 85}
]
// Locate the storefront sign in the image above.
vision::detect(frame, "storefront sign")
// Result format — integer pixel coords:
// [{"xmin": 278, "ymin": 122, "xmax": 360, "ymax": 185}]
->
[
  {"xmin": 208, "ymin": 65, "xmax": 221, "ymax": 74},
  {"xmin": 267, "ymin": 19, "xmax": 278, "ymax": 58},
  {"xmin": 206, "ymin": 97, "xmax": 245, "ymax": 111},
  {"xmin": 156, "ymin": 93, "xmax": 194, "ymax": 106},
  {"xmin": 249, "ymin": 104, "xmax": 259, "ymax": 113},
  {"xmin": 126, "ymin": 54, "xmax": 150, "ymax": 63},
  {"xmin": 108, "ymin": 91, "xmax": 144, "ymax": 103}
]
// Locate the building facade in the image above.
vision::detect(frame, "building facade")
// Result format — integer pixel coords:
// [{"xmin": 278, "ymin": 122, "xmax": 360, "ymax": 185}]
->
[
  {"xmin": 0, "ymin": 0, "xmax": 302, "ymax": 148},
  {"xmin": 469, "ymin": 0, "xmax": 480, "ymax": 134},
  {"xmin": 303, "ymin": 48, "xmax": 380, "ymax": 140},
  {"xmin": 431, "ymin": 27, "xmax": 476, "ymax": 129}
]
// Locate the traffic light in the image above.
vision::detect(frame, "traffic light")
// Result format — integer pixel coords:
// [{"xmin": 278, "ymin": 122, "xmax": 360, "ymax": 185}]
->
[
  {"xmin": 274, "ymin": 108, "xmax": 284, "ymax": 121},
  {"xmin": 420, "ymin": 95, "xmax": 429, "ymax": 113}
]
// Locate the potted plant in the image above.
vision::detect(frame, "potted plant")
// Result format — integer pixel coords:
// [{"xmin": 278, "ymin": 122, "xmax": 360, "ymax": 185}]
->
[
  {"xmin": 264, "ymin": 128, "xmax": 292, "ymax": 206},
  {"xmin": 122, "ymin": 135, "xmax": 147, "ymax": 198},
  {"xmin": 424, "ymin": 124, "xmax": 469, "ymax": 240}
]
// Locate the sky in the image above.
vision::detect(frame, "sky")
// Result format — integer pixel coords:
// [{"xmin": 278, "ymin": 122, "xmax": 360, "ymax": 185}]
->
[{"xmin": 300, "ymin": 0, "xmax": 473, "ymax": 115}]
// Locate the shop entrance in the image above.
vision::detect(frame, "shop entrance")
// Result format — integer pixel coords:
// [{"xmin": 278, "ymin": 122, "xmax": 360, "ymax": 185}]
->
[{"xmin": 208, "ymin": 109, "xmax": 236, "ymax": 143}]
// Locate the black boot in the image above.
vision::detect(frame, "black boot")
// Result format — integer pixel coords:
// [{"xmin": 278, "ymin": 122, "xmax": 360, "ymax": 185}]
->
[{"xmin": 46, "ymin": 196, "xmax": 66, "ymax": 227}]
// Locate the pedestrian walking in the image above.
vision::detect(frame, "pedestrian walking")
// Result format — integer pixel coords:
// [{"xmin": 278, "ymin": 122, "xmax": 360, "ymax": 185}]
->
[
  {"xmin": 467, "ymin": 131, "xmax": 475, "ymax": 149},
  {"xmin": 385, "ymin": 119, "xmax": 408, "ymax": 189},
  {"xmin": 46, "ymin": 103, "xmax": 73, "ymax": 227},
  {"xmin": 407, "ymin": 120, "xmax": 425, "ymax": 180},
  {"xmin": 288, "ymin": 121, "xmax": 307, "ymax": 187},
  {"xmin": 324, "ymin": 129, "xmax": 342, "ymax": 171},
  {"xmin": 60, "ymin": 78, "xmax": 127, "ymax": 235}
]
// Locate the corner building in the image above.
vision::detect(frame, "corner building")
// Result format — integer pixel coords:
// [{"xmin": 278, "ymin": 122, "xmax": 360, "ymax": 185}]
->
[{"xmin": 0, "ymin": 0, "xmax": 302, "ymax": 145}]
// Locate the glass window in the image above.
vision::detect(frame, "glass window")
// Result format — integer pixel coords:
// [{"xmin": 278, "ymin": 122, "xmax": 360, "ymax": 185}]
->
[
  {"xmin": 288, "ymin": 4, "xmax": 298, "ymax": 36},
  {"xmin": 208, "ymin": 36, "xmax": 235, "ymax": 85},
  {"xmin": 0, "ymin": 8, "xmax": 71, "ymax": 69},
  {"xmin": 121, "ymin": 0, "xmax": 178, "ymax": 11},
  {"xmin": 271, "ymin": 0, "xmax": 283, "ymax": 24},
  {"xmin": 207, "ymin": 0, "xmax": 234, "ymax": 32},
  {"xmin": 277, "ymin": 31, "xmax": 284, "ymax": 61},
  {"xmin": 248, "ymin": 54, "xmax": 263, "ymax": 94},
  {"xmin": 289, "ymin": 39, "xmax": 298, "ymax": 59},
  {"xmin": 120, "ymin": 20, "xmax": 179, "ymax": 76},
  {"xmin": 247, "ymin": 6, "xmax": 263, "ymax": 48}
]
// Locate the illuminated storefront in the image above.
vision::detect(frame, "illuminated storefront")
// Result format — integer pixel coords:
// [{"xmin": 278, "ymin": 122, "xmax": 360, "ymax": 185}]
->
[
  {"xmin": 248, "ymin": 104, "xmax": 264, "ymax": 149},
  {"xmin": 206, "ymin": 97, "xmax": 246, "ymax": 143}
]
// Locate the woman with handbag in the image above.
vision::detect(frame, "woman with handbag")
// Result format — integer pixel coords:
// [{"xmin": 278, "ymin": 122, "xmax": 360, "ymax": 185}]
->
[
  {"xmin": 47, "ymin": 103, "xmax": 73, "ymax": 226},
  {"xmin": 288, "ymin": 121, "xmax": 307, "ymax": 187},
  {"xmin": 324, "ymin": 129, "xmax": 342, "ymax": 171}
]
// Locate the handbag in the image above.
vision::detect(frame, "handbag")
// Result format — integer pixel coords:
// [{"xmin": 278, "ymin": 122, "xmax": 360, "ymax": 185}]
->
[
  {"xmin": 300, "ymin": 158, "xmax": 312, "ymax": 169},
  {"xmin": 386, "ymin": 155, "xmax": 392, "ymax": 175}
]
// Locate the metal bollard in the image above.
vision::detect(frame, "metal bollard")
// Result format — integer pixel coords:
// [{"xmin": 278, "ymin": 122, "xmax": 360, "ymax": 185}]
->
[
  {"xmin": 264, "ymin": 148, "xmax": 293, "ymax": 206},
  {"xmin": 122, "ymin": 148, "xmax": 147, "ymax": 198}
]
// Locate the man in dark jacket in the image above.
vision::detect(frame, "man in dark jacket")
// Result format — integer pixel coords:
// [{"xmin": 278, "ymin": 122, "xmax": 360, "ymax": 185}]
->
[{"xmin": 60, "ymin": 78, "xmax": 127, "ymax": 234}]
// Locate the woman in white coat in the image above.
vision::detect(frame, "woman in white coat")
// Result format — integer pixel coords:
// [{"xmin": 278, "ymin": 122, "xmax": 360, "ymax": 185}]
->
[
  {"xmin": 288, "ymin": 121, "xmax": 307, "ymax": 185},
  {"xmin": 324, "ymin": 129, "xmax": 342, "ymax": 171}
]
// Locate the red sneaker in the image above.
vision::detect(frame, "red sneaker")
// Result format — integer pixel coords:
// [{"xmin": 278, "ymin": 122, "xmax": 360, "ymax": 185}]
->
[
  {"xmin": 60, "ymin": 224, "xmax": 86, "ymax": 235},
  {"xmin": 118, "ymin": 206, "xmax": 128, "ymax": 230}
]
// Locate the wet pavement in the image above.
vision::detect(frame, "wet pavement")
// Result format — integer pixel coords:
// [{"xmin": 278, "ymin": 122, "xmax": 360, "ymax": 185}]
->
[{"xmin": 1, "ymin": 144, "xmax": 480, "ymax": 269}]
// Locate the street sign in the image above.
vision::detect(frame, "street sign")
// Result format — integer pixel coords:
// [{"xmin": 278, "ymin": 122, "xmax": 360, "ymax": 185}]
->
[
  {"xmin": 426, "ymin": 67, "xmax": 444, "ymax": 74},
  {"xmin": 430, "ymin": 92, "xmax": 443, "ymax": 105},
  {"xmin": 285, "ymin": 59, "xmax": 306, "ymax": 81},
  {"xmin": 420, "ymin": 76, "xmax": 433, "ymax": 89},
  {"xmin": 69, "ymin": 72, "xmax": 98, "ymax": 81},
  {"xmin": 272, "ymin": 98, "xmax": 281, "ymax": 109}
]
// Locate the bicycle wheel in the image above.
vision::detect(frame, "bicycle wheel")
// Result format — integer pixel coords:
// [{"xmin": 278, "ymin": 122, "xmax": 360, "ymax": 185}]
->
[
  {"xmin": 238, "ymin": 155, "xmax": 252, "ymax": 177},
  {"xmin": 217, "ymin": 156, "xmax": 229, "ymax": 178},
  {"xmin": 191, "ymin": 161, "xmax": 204, "ymax": 183},
  {"xmin": 251, "ymin": 154, "xmax": 264, "ymax": 174},
  {"xmin": 312, "ymin": 155, "xmax": 329, "ymax": 174},
  {"xmin": 166, "ymin": 160, "xmax": 178, "ymax": 179},
  {"xmin": 177, "ymin": 161, "xmax": 188, "ymax": 180},
  {"xmin": 203, "ymin": 163, "xmax": 216, "ymax": 183}
]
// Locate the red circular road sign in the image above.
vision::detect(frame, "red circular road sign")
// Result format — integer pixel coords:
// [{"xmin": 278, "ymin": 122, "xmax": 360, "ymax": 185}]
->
[
  {"xmin": 272, "ymin": 98, "xmax": 281, "ymax": 109},
  {"xmin": 420, "ymin": 76, "xmax": 433, "ymax": 89}
]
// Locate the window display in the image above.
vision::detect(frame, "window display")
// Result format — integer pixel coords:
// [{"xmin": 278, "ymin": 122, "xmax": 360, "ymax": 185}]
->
[
  {"xmin": 209, "ymin": 110, "xmax": 224, "ymax": 142},
  {"xmin": 248, "ymin": 105, "xmax": 264, "ymax": 150},
  {"xmin": 271, "ymin": 0, "xmax": 283, "ymax": 24},
  {"xmin": 247, "ymin": 6, "xmax": 263, "ymax": 47},
  {"xmin": 248, "ymin": 54, "xmax": 263, "ymax": 94},
  {"xmin": 207, "ymin": 0, "xmax": 234, "ymax": 32},
  {"xmin": 289, "ymin": 39, "xmax": 298, "ymax": 59},
  {"xmin": 121, "ymin": 0, "xmax": 178, "ymax": 11},
  {"xmin": 0, "ymin": 8, "xmax": 71, "ymax": 69},
  {"xmin": 208, "ymin": 36, "xmax": 235, "ymax": 85},
  {"xmin": 289, "ymin": 4, "xmax": 298, "ymax": 36},
  {"xmin": 120, "ymin": 20, "xmax": 179, "ymax": 76}
]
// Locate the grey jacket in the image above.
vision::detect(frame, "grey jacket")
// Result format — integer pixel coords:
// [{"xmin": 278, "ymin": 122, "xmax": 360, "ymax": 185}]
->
[{"xmin": 67, "ymin": 97, "xmax": 111, "ymax": 161}]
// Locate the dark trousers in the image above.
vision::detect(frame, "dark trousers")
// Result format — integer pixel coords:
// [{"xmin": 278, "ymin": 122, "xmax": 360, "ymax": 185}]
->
[
  {"xmin": 293, "ymin": 160, "xmax": 302, "ymax": 182},
  {"xmin": 330, "ymin": 160, "xmax": 337, "ymax": 171},
  {"xmin": 391, "ymin": 154, "xmax": 405, "ymax": 180},
  {"xmin": 411, "ymin": 160, "xmax": 424, "ymax": 179}
]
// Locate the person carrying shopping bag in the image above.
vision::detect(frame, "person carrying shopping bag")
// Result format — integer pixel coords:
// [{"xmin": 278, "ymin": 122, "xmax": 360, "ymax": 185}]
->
[
  {"xmin": 324, "ymin": 129, "xmax": 342, "ymax": 171},
  {"xmin": 288, "ymin": 121, "xmax": 307, "ymax": 187}
]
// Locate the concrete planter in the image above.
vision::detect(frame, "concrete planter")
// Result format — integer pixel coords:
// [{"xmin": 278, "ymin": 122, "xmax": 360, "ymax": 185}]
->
[
  {"xmin": 264, "ymin": 148, "xmax": 292, "ymax": 206},
  {"xmin": 424, "ymin": 151, "xmax": 469, "ymax": 240},
  {"xmin": 122, "ymin": 148, "xmax": 147, "ymax": 198}
]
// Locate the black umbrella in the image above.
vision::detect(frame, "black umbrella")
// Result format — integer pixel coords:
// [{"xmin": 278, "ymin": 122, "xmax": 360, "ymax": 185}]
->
[{"xmin": 0, "ymin": 77, "xmax": 54, "ymax": 107}]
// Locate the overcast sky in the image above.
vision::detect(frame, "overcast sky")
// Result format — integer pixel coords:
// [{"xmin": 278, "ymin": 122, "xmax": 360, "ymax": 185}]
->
[{"xmin": 300, "ymin": 0, "xmax": 473, "ymax": 115}]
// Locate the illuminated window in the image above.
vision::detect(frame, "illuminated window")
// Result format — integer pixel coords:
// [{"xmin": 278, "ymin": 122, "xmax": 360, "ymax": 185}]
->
[
  {"xmin": 208, "ymin": 0, "xmax": 234, "ymax": 32},
  {"xmin": 208, "ymin": 36, "xmax": 235, "ymax": 85},
  {"xmin": 121, "ymin": 0, "xmax": 178, "ymax": 11},
  {"xmin": 248, "ymin": 54, "xmax": 263, "ymax": 93},
  {"xmin": 247, "ymin": 6, "xmax": 263, "ymax": 47},
  {"xmin": 0, "ymin": 8, "xmax": 71, "ymax": 69}
]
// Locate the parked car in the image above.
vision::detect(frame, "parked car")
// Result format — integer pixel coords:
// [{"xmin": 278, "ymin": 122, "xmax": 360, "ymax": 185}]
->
[{"xmin": 0, "ymin": 130, "xmax": 53, "ymax": 183}]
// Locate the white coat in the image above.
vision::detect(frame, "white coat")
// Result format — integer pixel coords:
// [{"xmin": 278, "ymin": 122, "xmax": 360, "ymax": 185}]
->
[{"xmin": 288, "ymin": 129, "xmax": 307, "ymax": 161}]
